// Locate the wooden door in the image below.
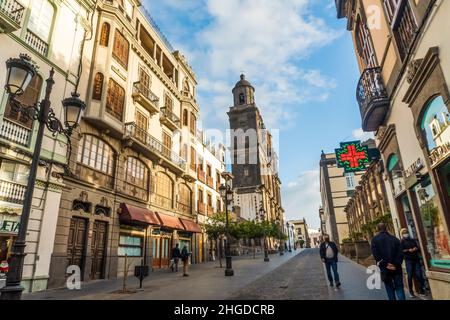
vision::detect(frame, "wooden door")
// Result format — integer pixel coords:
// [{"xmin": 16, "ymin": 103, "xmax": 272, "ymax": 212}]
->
[
  {"xmin": 90, "ymin": 221, "xmax": 107, "ymax": 280},
  {"xmin": 160, "ymin": 238, "xmax": 170, "ymax": 268},
  {"xmin": 135, "ymin": 110, "xmax": 148, "ymax": 142},
  {"xmin": 67, "ymin": 217, "xmax": 87, "ymax": 272},
  {"xmin": 139, "ymin": 67, "xmax": 151, "ymax": 95},
  {"xmin": 152, "ymin": 237, "xmax": 161, "ymax": 268}
]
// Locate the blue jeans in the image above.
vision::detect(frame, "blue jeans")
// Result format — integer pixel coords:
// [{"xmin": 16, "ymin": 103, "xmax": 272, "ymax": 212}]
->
[
  {"xmin": 383, "ymin": 271, "xmax": 406, "ymax": 300},
  {"xmin": 405, "ymin": 259, "xmax": 425, "ymax": 294},
  {"xmin": 325, "ymin": 260, "xmax": 340, "ymax": 285}
]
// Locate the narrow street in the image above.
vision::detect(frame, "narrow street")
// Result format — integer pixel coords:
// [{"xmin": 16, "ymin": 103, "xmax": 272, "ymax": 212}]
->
[{"xmin": 23, "ymin": 249, "xmax": 391, "ymax": 300}]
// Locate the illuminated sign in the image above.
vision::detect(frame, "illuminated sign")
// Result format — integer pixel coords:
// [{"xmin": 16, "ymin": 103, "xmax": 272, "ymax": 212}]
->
[{"xmin": 335, "ymin": 141, "xmax": 369, "ymax": 173}]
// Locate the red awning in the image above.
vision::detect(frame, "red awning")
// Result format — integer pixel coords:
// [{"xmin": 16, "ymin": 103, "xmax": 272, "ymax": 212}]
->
[
  {"xmin": 155, "ymin": 212, "xmax": 185, "ymax": 230},
  {"xmin": 119, "ymin": 203, "xmax": 160, "ymax": 226},
  {"xmin": 180, "ymin": 218, "xmax": 202, "ymax": 233}
]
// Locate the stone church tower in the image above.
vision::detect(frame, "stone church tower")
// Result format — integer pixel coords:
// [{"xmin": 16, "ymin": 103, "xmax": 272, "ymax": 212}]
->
[{"xmin": 227, "ymin": 75, "xmax": 284, "ymax": 230}]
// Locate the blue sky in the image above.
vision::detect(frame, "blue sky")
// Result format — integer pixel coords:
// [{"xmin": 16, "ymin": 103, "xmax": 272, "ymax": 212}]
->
[{"xmin": 144, "ymin": 0, "xmax": 373, "ymax": 228}]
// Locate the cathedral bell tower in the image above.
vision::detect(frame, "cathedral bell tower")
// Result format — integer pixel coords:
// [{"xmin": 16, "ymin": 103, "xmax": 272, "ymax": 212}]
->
[{"xmin": 232, "ymin": 74, "xmax": 255, "ymax": 107}]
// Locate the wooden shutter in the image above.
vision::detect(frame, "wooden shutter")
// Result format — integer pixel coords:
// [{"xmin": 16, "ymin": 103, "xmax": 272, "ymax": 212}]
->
[
  {"xmin": 92, "ymin": 73, "xmax": 104, "ymax": 100},
  {"xmin": 113, "ymin": 30, "xmax": 129, "ymax": 69},
  {"xmin": 106, "ymin": 79, "xmax": 125, "ymax": 121},
  {"xmin": 100, "ymin": 22, "xmax": 110, "ymax": 46}
]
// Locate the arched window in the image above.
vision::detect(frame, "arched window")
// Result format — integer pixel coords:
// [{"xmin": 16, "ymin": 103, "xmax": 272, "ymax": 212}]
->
[
  {"xmin": 239, "ymin": 93, "xmax": 245, "ymax": 104},
  {"xmin": 100, "ymin": 22, "xmax": 110, "ymax": 46},
  {"xmin": 153, "ymin": 172, "xmax": 173, "ymax": 208},
  {"xmin": 420, "ymin": 96, "xmax": 448, "ymax": 153},
  {"xmin": 106, "ymin": 78, "xmax": 125, "ymax": 120},
  {"xmin": 28, "ymin": 0, "xmax": 54, "ymax": 43},
  {"xmin": 76, "ymin": 135, "xmax": 115, "ymax": 176},
  {"xmin": 125, "ymin": 157, "xmax": 148, "ymax": 190},
  {"xmin": 387, "ymin": 153, "xmax": 404, "ymax": 195},
  {"xmin": 4, "ymin": 75, "xmax": 43, "ymax": 129},
  {"xmin": 178, "ymin": 183, "xmax": 192, "ymax": 215},
  {"xmin": 92, "ymin": 72, "xmax": 104, "ymax": 100}
]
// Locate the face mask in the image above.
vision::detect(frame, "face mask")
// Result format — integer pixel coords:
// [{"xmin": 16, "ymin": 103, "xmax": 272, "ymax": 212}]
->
[{"xmin": 402, "ymin": 234, "xmax": 409, "ymax": 239}]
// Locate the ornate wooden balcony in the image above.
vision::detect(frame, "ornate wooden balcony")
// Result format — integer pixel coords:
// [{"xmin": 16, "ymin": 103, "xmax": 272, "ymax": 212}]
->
[
  {"xmin": 0, "ymin": 179, "xmax": 26, "ymax": 204},
  {"xmin": 131, "ymin": 82, "xmax": 159, "ymax": 115},
  {"xmin": 0, "ymin": 118, "xmax": 31, "ymax": 146},
  {"xmin": 124, "ymin": 122, "xmax": 186, "ymax": 173},
  {"xmin": 356, "ymin": 67, "xmax": 390, "ymax": 131},
  {"xmin": 160, "ymin": 107, "xmax": 180, "ymax": 131},
  {"xmin": 0, "ymin": 0, "xmax": 24, "ymax": 33}
]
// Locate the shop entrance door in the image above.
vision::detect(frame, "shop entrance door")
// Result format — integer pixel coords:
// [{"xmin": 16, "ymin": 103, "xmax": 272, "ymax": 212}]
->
[
  {"xmin": 67, "ymin": 217, "xmax": 87, "ymax": 274},
  {"xmin": 90, "ymin": 221, "xmax": 107, "ymax": 280},
  {"xmin": 152, "ymin": 237, "xmax": 171, "ymax": 268}
]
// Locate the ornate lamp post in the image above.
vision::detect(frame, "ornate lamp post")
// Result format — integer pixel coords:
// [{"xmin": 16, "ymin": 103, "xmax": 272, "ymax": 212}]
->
[
  {"xmin": 0, "ymin": 54, "xmax": 85, "ymax": 300},
  {"xmin": 219, "ymin": 172, "xmax": 234, "ymax": 277},
  {"xmin": 258, "ymin": 206, "xmax": 270, "ymax": 262}
]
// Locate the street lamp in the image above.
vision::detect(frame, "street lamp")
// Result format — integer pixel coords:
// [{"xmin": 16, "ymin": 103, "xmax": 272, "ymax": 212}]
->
[
  {"xmin": 275, "ymin": 216, "xmax": 284, "ymax": 256},
  {"xmin": 219, "ymin": 172, "xmax": 234, "ymax": 277},
  {"xmin": 258, "ymin": 206, "xmax": 270, "ymax": 262},
  {"xmin": 1, "ymin": 54, "xmax": 85, "ymax": 300}
]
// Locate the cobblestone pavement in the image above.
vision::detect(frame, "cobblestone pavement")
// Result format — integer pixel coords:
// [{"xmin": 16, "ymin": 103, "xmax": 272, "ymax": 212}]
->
[{"xmin": 229, "ymin": 249, "xmax": 388, "ymax": 300}]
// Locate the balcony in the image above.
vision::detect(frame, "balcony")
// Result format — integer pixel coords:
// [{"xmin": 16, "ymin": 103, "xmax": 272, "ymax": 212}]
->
[
  {"xmin": 124, "ymin": 122, "xmax": 186, "ymax": 173},
  {"xmin": 160, "ymin": 107, "xmax": 180, "ymax": 131},
  {"xmin": 356, "ymin": 67, "xmax": 390, "ymax": 132},
  {"xmin": 0, "ymin": 118, "xmax": 31, "ymax": 146},
  {"xmin": 131, "ymin": 82, "xmax": 159, "ymax": 115},
  {"xmin": 24, "ymin": 29, "xmax": 48, "ymax": 56},
  {"xmin": 198, "ymin": 201, "xmax": 206, "ymax": 215},
  {"xmin": 182, "ymin": 166, "xmax": 197, "ymax": 182},
  {"xmin": 391, "ymin": 0, "xmax": 418, "ymax": 60},
  {"xmin": 197, "ymin": 168, "xmax": 206, "ymax": 184},
  {"xmin": 0, "ymin": 0, "xmax": 24, "ymax": 33},
  {"xmin": 0, "ymin": 179, "xmax": 26, "ymax": 204}
]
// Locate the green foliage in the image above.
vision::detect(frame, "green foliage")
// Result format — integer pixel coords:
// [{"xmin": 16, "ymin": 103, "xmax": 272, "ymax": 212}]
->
[{"xmin": 203, "ymin": 212, "xmax": 226, "ymax": 240}]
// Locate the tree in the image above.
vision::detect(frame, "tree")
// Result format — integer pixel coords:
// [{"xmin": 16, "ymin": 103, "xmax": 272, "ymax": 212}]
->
[{"xmin": 204, "ymin": 213, "xmax": 227, "ymax": 268}]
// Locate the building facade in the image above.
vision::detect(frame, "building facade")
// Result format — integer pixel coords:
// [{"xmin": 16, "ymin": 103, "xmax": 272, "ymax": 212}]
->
[
  {"xmin": 227, "ymin": 75, "xmax": 285, "ymax": 249},
  {"xmin": 47, "ymin": 0, "xmax": 207, "ymax": 288},
  {"xmin": 336, "ymin": 0, "xmax": 450, "ymax": 299},
  {"xmin": 290, "ymin": 219, "xmax": 311, "ymax": 248},
  {"xmin": 345, "ymin": 159, "xmax": 392, "ymax": 241},
  {"xmin": 0, "ymin": 0, "xmax": 96, "ymax": 292}
]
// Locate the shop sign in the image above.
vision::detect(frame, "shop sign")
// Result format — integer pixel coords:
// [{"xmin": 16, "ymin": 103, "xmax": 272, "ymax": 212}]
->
[
  {"xmin": 335, "ymin": 141, "xmax": 370, "ymax": 173},
  {"xmin": 429, "ymin": 142, "xmax": 450, "ymax": 168},
  {"xmin": 0, "ymin": 215, "xmax": 20, "ymax": 234},
  {"xmin": 404, "ymin": 158, "xmax": 424, "ymax": 178}
]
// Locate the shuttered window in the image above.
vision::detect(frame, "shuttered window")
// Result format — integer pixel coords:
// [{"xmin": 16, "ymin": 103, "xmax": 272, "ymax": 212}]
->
[
  {"xmin": 100, "ymin": 22, "xmax": 110, "ymax": 46},
  {"xmin": 113, "ymin": 30, "xmax": 129, "ymax": 69},
  {"xmin": 92, "ymin": 72, "xmax": 104, "ymax": 100},
  {"xmin": 106, "ymin": 79, "xmax": 125, "ymax": 121}
]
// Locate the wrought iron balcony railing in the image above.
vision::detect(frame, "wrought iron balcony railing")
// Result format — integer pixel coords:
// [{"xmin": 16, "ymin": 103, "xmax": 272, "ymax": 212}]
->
[
  {"xmin": 0, "ymin": 0, "xmax": 24, "ymax": 33},
  {"xmin": 356, "ymin": 67, "xmax": 390, "ymax": 131},
  {"xmin": 160, "ymin": 107, "xmax": 180, "ymax": 130},
  {"xmin": 132, "ymin": 82, "xmax": 159, "ymax": 114},
  {"xmin": 124, "ymin": 122, "xmax": 186, "ymax": 171}
]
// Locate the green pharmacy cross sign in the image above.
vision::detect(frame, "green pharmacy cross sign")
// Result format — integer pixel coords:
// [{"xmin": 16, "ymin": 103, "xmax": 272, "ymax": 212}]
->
[{"xmin": 335, "ymin": 141, "xmax": 369, "ymax": 173}]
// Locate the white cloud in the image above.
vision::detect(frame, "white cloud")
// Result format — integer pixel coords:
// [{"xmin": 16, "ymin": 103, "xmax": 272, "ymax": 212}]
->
[
  {"xmin": 352, "ymin": 128, "xmax": 375, "ymax": 141},
  {"xmin": 282, "ymin": 170, "xmax": 321, "ymax": 228}
]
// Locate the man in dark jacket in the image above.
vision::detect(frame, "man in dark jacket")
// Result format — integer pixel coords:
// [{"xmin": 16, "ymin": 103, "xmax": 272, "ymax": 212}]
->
[
  {"xmin": 171, "ymin": 244, "xmax": 181, "ymax": 272},
  {"xmin": 319, "ymin": 234, "xmax": 341, "ymax": 288},
  {"xmin": 371, "ymin": 223, "xmax": 405, "ymax": 300},
  {"xmin": 400, "ymin": 228, "xmax": 426, "ymax": 297}
]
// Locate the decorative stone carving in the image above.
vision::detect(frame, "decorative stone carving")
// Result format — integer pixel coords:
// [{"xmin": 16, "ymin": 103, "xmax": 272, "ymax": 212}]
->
[{"xmin": 406, "ymin": 59, "xmax": 423, "ymax": 84}]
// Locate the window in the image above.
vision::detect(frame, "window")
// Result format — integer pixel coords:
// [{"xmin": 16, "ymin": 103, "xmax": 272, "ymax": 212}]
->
[
  {"xmin": 355, "ymin": 16, "xmax": 376, "ymax": 68},
  {"xmin": 76, "ymin": 135, "xmax": 115, "ymax": 176},
  {"xmin": 178, "ymin": 183, "xmax": 192, "ymax": 215},
  {"xmin": 134, "ymin": 110, "xmax": 148, "ymax": 142},
  {"xmin": 207, "ymin": 193, "xmax": 212, "ymax": 207},
  {"xmin": 4, "ymin": 75, "xmax": 42, "ymax": 129},
  {"xmin": 118, "ymin": 234, "xmax": 142, "ymax": 257},
  {"xmin": 198, "ymin": 189, "xmax": 204, "ymax": 202},
  {"xmin": 106, "ymin": 79, "xmax": 125, "ymax": 121},
  {"xmin": 420, "ymin": 96, "xmax": 449, "ymax": 154},
  {"xmin": 216, "ymin": 198, "xmax": 221, "ymax": 212},
  {"xmin": 190, "ymin": 146, "xmax": 196, "ymax": 170},
  {"xmin": 100, "ymin": 22, "xmax": 110, "ymax": 46},
  {"xmin": 154, "ymin": 172, "xmax": 173, "ymax": 208},
  {"xmin": 125, "ymin": 157, "xmax": 148, "ymax": 189},
  {"xmin": 239, "ymin": 93, "xmax": 245, "ymax": 104},
  {"xmin": 123, "ymin": 0, "xmax": 134, "ymax": 18},
  {"xmin": 28, "ymin": 0, "xmax": 54, "ymax": 42},
  {"xmin": 0, "ymin": 160, "xmax": 29, "ymax": 185},
  {"xmin": 138, "ymin": 66, "xmax": 151, "ymax": 94},
  {"xmin": 183, "ymin": 109, "xmax": 188, "ymax": 126},
  {"xmin": 383, "ymin": 0, "xmax": 401, "ymax": 23},
  {"xmin": 189, "ymin": 112, "xmax": 196, "ymax": 134},
  {"xmin": 206, "ymin": 164, "xmax": 212, "ymax": 177},
  {"xmin": 162, "ymin": 132, "xmax": 172, "ymax": 157},
  {"xmin": 113, "ymin": 30, "xmax": 129, "ymax": 69},
  {"xmin": 345, "ymin": 173, "xmax": 356, "ymax": 190},
  {"xmin": 92, "ymin": 72, "xmax": 104, "ymax": 100},
  {"xmin": 164, "ymin": 94, "xmax": 174, "ymax": 111}
]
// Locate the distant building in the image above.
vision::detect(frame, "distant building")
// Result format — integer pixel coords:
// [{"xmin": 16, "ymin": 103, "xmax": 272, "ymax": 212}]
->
[
  {"xmin": 308, "ymin": 229, "xmax": 321, "ymax": 248},
  {"xmin": 290, "ymin": 219, "xmax": 310, "ymax": 248}
]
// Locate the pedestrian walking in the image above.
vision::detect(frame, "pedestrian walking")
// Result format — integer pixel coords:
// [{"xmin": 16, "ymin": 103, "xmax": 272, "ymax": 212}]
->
[
  {"xmin": 400, "ymin": 228, "xmax": 427, "ymax": 297},
  {"xmin": 181, "ymin": 245, "xmax": 190, "ymax": 277},
  {"xmin": 319, "ymin": 234, "xmax": 341, "ymax": 289},
  {"xmin": 371, "ymin": 223, "xmax": 406, "ymax": 300},
  {"xmin": 171, "ymin": 243, "xmax": 181, "ymax": 272}
]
